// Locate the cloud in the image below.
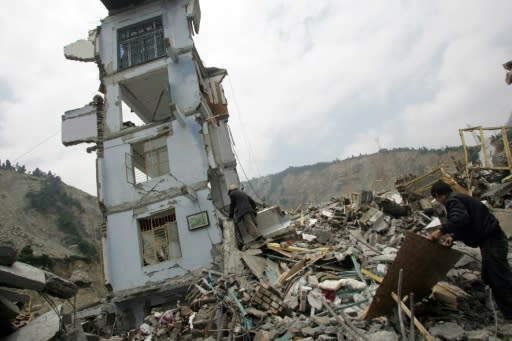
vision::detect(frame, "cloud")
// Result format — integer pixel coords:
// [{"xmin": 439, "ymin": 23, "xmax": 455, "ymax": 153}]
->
[
  {"xmin": 0, "ymin": 79, "xmax": 15, "ymax": 144},
  {"xmin": 197, "ymin": 0, "xmax": 512, "ymax": 178},
  {"xmin": 1, "ymin": 0, "xmax": 511, "ymax": 194}
]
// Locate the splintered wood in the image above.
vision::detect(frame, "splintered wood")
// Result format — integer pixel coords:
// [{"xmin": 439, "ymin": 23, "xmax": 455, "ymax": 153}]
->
[{"xmin": 364, "ymin": 232, "xmax": 462, "ymax": 319}]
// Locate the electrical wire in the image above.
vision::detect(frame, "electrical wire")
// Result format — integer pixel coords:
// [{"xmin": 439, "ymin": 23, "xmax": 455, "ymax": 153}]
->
[
  {"xmin": 12, "ymin": 130, "xmax": 60, "ymax": 162},
  {"xmin": 226, "ymin": 77, "xmax": 267, "ymax": 203},
  {"xmin": 232, "ymin": 146, "xmax": 265, "ymax": 203},
  {"xmin": 226, "ymin": 76, "xmax": 264, "ymax": 179}
]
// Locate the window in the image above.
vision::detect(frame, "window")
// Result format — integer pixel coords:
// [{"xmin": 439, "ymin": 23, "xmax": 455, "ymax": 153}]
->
[
  {"xmin": 139, "ymin": 211, "xmax": 182, "ymax": 265},
  {"xmin": 126, "ymin": 136, "xmax": 169, "ymax": 184},
  {"xmin": 118, "ymin": 16, "xmax": 165, "ymax": 70}
]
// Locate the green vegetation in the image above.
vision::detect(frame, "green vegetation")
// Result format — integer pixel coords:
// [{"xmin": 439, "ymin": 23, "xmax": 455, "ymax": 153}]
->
[
  {"xmin": 18, "ymin": 245, "xmax": 54, "ymax": 270},
  {"xmin": 26, "ymin": 174, "xmax": 82, "ymax": 214},
  {"xmin": 378, "ymin": 145, "xmax": 465, "ymax": 155},
  {"xmin": 0, "ymin": 159, "xmax": 27, "ymax": 174},
  {"xmin": 25, "ymin": 172, "xmax": 98, "ymax": 259}
]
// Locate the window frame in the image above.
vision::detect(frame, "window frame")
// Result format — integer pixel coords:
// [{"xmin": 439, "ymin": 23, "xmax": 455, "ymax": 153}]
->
[
  {"xmin": 117, "ymin": 16, "xmax": 166, "ymax": 70},
  {"xmin": 126, "ymin": 136, "xmax": 170, "ymax": 184},
  {"xmin": 138, "ymin": 211, "xmax": 182, "ymax": 266}
]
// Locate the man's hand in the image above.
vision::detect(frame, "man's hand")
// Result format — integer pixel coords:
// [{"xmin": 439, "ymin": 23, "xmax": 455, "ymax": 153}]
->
[
  {"xmin": 429, "ymin": 229, "xmax": 443, "ymax": 241},
  {"xmin": 443, "ymin": 235, "xmax": 454, "ymax": 247}
]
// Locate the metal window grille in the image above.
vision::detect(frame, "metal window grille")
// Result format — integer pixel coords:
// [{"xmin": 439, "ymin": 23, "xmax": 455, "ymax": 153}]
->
[
  {"xmin": 118, "ymin": 16, "xmax": 165, "ymax": 70},
  {"xmin": 139, "ymin": 212, "xmax": 181, "ymax": 265}
]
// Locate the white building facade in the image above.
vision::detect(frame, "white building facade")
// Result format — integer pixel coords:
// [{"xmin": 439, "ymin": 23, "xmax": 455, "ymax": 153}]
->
[{"xmin": 62, "ymin": 0, "xmax": 239, "ymax": 318}]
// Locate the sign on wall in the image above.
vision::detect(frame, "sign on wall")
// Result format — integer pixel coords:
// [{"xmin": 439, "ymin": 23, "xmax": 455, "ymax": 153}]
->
[{"xmin": 187, "ymin": 211, "xmax": 209, "ymax": 230}]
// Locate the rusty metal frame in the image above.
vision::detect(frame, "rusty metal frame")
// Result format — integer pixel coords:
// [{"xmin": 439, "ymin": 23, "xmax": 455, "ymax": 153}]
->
[{"xmin": 364, "ymin": 232, "xmax": 462, "ymax": 319}]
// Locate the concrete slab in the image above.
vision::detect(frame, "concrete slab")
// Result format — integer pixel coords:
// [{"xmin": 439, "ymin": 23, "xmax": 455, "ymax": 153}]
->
[
  {"xmin": 239, "ymin": 206, "xmax": 292, "ymax": 244},
  {"xmin": 0, "ymin": 262, "xmax": 46, "ymax": 291},
  {"xmin": 5, "ymin": 305, "xmax": 62, "ymax": 341}
]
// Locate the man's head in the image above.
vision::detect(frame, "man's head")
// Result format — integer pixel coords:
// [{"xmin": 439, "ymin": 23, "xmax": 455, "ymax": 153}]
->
[
  {"xmin": 228, "ymin": 184, "xmax": 238, "ymax": 193},
  {"xmin": 430, "ymin": 180, "xmax": 453, "ymax": 205}
]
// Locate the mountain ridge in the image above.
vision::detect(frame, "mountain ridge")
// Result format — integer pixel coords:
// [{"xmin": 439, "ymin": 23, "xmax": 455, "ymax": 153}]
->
[{"xmin": 243, "ymin": 147, "xmax": 467, "ymax": 209}]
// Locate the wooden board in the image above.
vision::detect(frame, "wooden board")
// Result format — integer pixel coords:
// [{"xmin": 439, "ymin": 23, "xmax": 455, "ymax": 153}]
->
[{"xmin": 365, "ymin": 232, "xmax": 462, "ymax": 319}]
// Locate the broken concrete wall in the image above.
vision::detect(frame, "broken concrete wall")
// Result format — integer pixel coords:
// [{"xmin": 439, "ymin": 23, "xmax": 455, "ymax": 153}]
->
[
  {"xmin": 62, "ymin": 0, "xmax": 238, "ymax": 315},
  {"xmin": 61, "ymin": 104, "xmax": 97, "ymax": 145},
  {"xmin": 102, "ymin": 81, "xmax": 123, "ymax": 134},
  {"xmin": 203, "ymin": 119, "xmax": 239, "ymax": 209},
  {"xmin": 167, "ymin": 52, "xmax": 201, "ymax": 114},
  {"xmin": 101, "ymin": 117, "xmax": 206, "ymax": 208},
  {"xmin": 105, "ymin": 188, "xmax": 221, "ymax": 292},
  {"xmin": 166, "ymin": 0, "xmax": 196, "ymax": 51}
]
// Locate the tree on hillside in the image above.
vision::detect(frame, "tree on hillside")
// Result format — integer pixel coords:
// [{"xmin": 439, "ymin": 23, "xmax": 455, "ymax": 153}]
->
[
  {"xmin": 32, "ymin": 168, "xmax": 45, "ymax": 177},
  {"xmin": 15, "ymin": 163, "xmax": 26, "ymax": 174},
  {"xmin": 3, "ymin": 159, "xmax": 13, "ymax": 170},
  {"xmin": 25, "ymin": 173, "xmax": 96, "ymax": 259}
]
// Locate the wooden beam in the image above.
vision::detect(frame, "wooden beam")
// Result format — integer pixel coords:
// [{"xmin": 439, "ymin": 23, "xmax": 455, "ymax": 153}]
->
[{"xmin": 391, "ymin": 292, "xmax": 434, "ymax": 341}]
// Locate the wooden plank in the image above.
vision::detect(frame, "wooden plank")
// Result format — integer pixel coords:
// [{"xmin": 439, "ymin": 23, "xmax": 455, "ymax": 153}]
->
[
  {"xmin": 391, "ymin": 292, "xmax": 434, "ymax": 341},
  {"xmin": 274, "ymin": 254, "xmax": 325, "ymax": 288},
  {"xmin": 361, "ymin": 268, "xmax": 383, "ymax": 283},
  {"xmin": 266, "ymin": 245, "xmax": 295, "ymax": 258},
  {"xmin": 365, "ymin": 232, "xmax": 462, "ymax": 319},
  {"xmin": 274, "ymin": 259, "xmax": 306, "ymax": 287}
]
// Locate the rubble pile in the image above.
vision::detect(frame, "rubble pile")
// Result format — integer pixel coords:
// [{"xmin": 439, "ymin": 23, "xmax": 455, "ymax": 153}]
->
[
  {"xmin": 5, "ymin": 166, "xmax": 512, "ymax": 340},
  {"xmin": 116, "ymin": 167, "xmax": 512, "ymax": 340},
  {"xmin": 0, "ymin": 244, "xmax": 79, "ymax": 339}
]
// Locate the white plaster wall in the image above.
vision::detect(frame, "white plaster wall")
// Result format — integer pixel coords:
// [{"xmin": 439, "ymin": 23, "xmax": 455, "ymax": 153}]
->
[
  {"xmin": 106, "ymin": 189, "xmax": 221, "ymax": 291},
  {"xmin": 102, "ymin": 142, "xmax": 134, "ymax": 206},
  {"xmin": 166, "ymin": 0, "xmax": 194, "ymax": 50},
  {"xmin": 62, "ymin": 111, "xmax": 97, "ymax": 144},
  {"xmin": 168, "ymin": 52, "xmax": 201, "ymax": 114},
  {"xmin": 101, "ymin": 118, "xmax": 208, "ymax": 208},
  {"xmin": 208, "ymin": 121, "xmax": 236, "ymax": 166},
  {"xmin": 167, "ymin": 116, "xmax": 207, "ymax": 184},
  {"xmin": 104, "ymin": 82, "xmax": 122, "ymax": 134}
]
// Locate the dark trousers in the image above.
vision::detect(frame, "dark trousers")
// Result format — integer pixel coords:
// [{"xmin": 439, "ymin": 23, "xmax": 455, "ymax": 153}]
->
[
  {"xmin": 239, "ymin": 213, "xmax": 262, "ymax": 240},
  {"xmin": 480, "ymin": 229, "xmax": 512, "ymax": 318}
]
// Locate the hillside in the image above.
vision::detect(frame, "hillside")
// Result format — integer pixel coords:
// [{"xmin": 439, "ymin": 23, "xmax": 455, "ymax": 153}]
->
[
  {"xmin": 0, "ymin": 169, "xmax": 101, "ymax": 258},
  {"xmin": 0, "ymin": 147, "xmax": 466, "ymax": 312},
  {"xmin": 0, "ymin": 166, "xmax": 106, "ymax": 309},
  {"xmin": 245, "ymin": 147, "xmax": 466, "ymax": 209}
]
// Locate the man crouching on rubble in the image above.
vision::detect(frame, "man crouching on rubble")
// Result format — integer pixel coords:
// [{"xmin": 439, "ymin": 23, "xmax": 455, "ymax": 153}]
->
[
  {"xmin": 228, "ymin": 184, "xmax": 264, "ymax": 249},
  {"xmin": 429, "ymin": 180, "xmax": 512, "ymax": 320}
]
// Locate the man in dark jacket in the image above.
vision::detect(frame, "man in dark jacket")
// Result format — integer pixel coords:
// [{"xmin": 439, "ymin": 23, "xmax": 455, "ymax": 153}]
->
[
  {"xmin": 228, "ymin": 184, "xmax": 263, "ymax": 245},
  {"xmin": 430, "ymin": 180, "xmax": 512, "ymax": 319}
]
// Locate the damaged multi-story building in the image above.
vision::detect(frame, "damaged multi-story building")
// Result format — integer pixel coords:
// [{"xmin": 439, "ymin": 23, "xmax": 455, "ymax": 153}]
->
[{"xmin": 61, "ymin": 0, "xmax": 241, "ymax": 324}]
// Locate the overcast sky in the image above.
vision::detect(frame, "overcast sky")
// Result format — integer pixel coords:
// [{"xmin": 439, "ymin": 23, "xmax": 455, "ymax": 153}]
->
[{"xmin": 0, "ymin": 1, "xmax": 511, "ymax": 195}]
